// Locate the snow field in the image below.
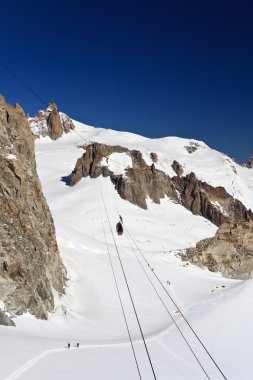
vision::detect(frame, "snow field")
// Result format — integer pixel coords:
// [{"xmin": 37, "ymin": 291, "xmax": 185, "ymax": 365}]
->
[{"xmin": 1, "ymin": 121, "xmax": 253, "ymax": 379}]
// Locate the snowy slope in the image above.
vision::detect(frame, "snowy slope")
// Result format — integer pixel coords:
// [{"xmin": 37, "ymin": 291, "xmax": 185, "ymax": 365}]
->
[{"xmin": 1, "ymin": 121, "xmax": 253, "ymax": 380}]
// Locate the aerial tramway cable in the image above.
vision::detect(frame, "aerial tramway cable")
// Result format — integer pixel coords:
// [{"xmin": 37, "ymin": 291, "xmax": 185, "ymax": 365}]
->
[
  {"xmin": 98, "ymin": 180, "xmax": 158, "ymax": 380},
  {"xmin": 0, "ymin": 62, "xmax": 48, "ymax": 107},
  {"xmin": 124, "ymin": 224, "xmax": 228, "ymax": 380},
  {"xmin": 96, "ymin": 185, "xmax": 143, "ymax": 380},
  {"xmin": 124, "ymin": 229, "xmax": 212, "ymax": 380}
]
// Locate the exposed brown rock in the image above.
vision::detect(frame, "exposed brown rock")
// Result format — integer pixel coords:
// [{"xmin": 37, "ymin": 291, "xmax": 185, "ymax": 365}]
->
[
  {"xmin": 244, "ymin": 157, "xmax": 253, "ymax": 168},
  {"xmin": 184, "ymin": 142, "xmax": 199, "ymax": 153},
  {"xmin": 70, "ymin": 142, "xmax": 253, "ymax": 225},
  {"xmin": 171, "ymin": 160, "xmax": 183, "ymax": 176},
  {"xmin": 70, "ymin": 143, "xmax": 178, "ymax": 209},
  {"xmin": 0, "ymin": 310, "xmax": 15, "ymax": 326},
  {"xmin": 150, "ymin": 152, "xmax": 158, "ymax": 163},
  {"xmin": 29, "ymin": 101, "xmax": 75, "ymax": 139},
  {"xmin": 183, "ymin": 220, "xmax": 253, "ymax": 279},
  {"xmin": 48, "ymin": 106, "xmax": 63, "ymax": 140},
  {"xmin": 172, "ymin": 172, "xmax": 252, "ymax": 226},
  {"xmin": 0, "ymin": 95, "xmax": 67, "ymax": 320}
]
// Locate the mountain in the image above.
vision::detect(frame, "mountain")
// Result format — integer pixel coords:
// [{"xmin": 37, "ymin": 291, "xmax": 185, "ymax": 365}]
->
[
  {"xmin": 1, "ymin": 101, "xmax": 253, "ymax": 379},
  {"xmin": 0, "ymin": 96, "xmax": 66, "ymax": 324}
]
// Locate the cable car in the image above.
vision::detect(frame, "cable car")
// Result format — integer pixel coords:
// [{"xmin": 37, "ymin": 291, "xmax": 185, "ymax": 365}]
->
[{"xmin": 116, "ymin": 222, "xmax": 123, "ymax": 236}]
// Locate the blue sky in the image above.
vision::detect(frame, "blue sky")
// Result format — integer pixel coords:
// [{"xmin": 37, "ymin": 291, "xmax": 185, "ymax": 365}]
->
[{"xmin": 1, "ymin": 0, "xmax": 252, "ymax": 162}]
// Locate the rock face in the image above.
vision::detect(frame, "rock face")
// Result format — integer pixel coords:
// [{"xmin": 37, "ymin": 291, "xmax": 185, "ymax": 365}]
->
[
  {"xmin": 172, "ymin": 172, "xmax": 253, "ymax": 226},
  {"xmin": 69, "ymin": 142, "xmax": 253, "ymax": 226},
  {"xmin": 150, "ymin": 152, "xmax": 158, "ymax": 163},
  {"xmin": 183, "ymin": 220, "xmax": 253, "ymax": 279},
  {"xmin": 0, "ymin": 95, "xmax": 67, "ymax": 320},
  {"xmin": 0, "ymin": 309, "xmax": 15, "ymax": 326},
  {"xmin": 244, "ymin": 157, "xmax": 253, "ymax": 168},
  {"xmin": 171, "ymin": 160, "xmax": 183, "ymax": 176},
  {"xmin": 70, "ymin": 143, "xmax": 178, "ymax": 209},
  {"xmin": 29, "ymin": 101, "xmax": 75, "ymax": 140}
]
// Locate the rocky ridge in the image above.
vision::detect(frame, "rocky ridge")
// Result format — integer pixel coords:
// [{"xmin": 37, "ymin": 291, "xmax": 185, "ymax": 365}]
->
[
  {"xmin": 69, "ymin": 142, "xmax": 253, "ymax": 226},
  {"xmin": 0, "ymin": 95, "xmax": 67, "ymax": 324},
  {"xmin": 183, "ymin": 220, "xmax": 253, "ymax": 279},
  {"xmin": 244, "ymin": 157, "xmax": 253, "ymax": 168},
  {"xmin": 29, "ymin": 101, "xmax": 75, "ymax": 140}
]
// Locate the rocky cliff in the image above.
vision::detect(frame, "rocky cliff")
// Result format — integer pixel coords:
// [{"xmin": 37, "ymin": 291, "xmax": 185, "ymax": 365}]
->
[
  {"xmin": 183, "ymin": 220, "xmax": 253, "ymax": 279},
  {"xmin": 244, "ymin": 157, "xmax": 253, "ymax": 168},
  {"xmin": 0, "ymin": 96, "xmax": 67, "ymax": 324},
  {"xmin": 29, "ymin": 101, "xmax": 75, "ymax": 140},
  {"xmin": 69, "ymin": 142, "xmax": 252, "ymax": 226}
]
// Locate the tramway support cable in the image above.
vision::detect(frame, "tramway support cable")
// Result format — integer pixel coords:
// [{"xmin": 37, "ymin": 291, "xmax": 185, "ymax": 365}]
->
[
  {"xmin": 0, "ymin": 62, "xmax": 48, "ymax": 107},
  {"xmin": 97, "ymin": 188, "xmax": 142, "ymax": 380},
  {"xmin": 99, "ymin": 181, "xmax": 157, "ymax": 380},
  {"xmin": 125, "ymin": 225, "xmax": 228, "ymax": 380},
  {"xmin": 125, "ymin": 230, "xmax": 211, "ymax": 380}
]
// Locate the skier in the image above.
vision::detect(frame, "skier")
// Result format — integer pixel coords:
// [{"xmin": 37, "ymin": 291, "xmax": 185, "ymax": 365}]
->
[
  {"xmin": 119, "ymin": 215, "xmax": 123, "ymax": 223},
  {"xmin": 68, "ymin": 343, "xmax": 70, "ymax": 349},
  {"xmin": 77, "ymin": 342, "xmax": 79, "ymax": 348}
]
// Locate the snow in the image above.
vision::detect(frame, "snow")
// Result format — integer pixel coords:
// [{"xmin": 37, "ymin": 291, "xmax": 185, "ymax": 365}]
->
[
  {"xmin": 1, "ymin": 121, "xmax": 253, "ymax": 379},
  {"xmin": 5, "ymin": 154, "xmax": 17, "ymax": 160},
  {"xmin": 101, "ymin": 152, "xmax": 132, "ymax": 175}
]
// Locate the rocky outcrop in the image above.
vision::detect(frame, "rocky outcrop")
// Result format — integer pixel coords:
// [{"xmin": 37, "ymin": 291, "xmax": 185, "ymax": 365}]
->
[
  {"xmin": 183, "ymin": 220, "xmax": 253, "ymax": 279},
  {"xmin": 184, "ymin": 141, "xmax": 199, "ymax": 154},
  {"xmin": 29, "ymin": 101, "xmax": 75, "ymax": 140},
  {"xmin": 69, "ymin": 143, "xmax": 253, "ymax": 226},
  {"xmin": 0, "ymin": 310, "xmax": 15, "ymax": 326},
  {"xmin": 171, "ymin": 160, "xmax": 183, "ymax": 176},
  {"xmin": 0, "ymin": 95, "xmax": 67, "ymax": 320},
  {"xmin": 243, "ymin": 157, "xmax": 253, "ymax": 168},
  {"xmin": 70, "ymin": 143, "xmax": 178, "ymax": 209},
  {"xmin": 150, "ymin": 152, "xmax": 158, "ymax": 163},
  {"xmin": 172, "ymin": 172, "xmax": 253, "ymax": 226}
]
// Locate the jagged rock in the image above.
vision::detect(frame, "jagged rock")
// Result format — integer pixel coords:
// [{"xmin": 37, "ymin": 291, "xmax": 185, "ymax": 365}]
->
[
  {"xmin": 0, "ymin": 310, "xmax": 15, "ymax": 326},
  {"xmin": 150, "ymin": 152, "xmax": 158, "ymax": 163},
  {"xmin": 172, "ymin": 172, "xmax": 253, "ymax": 226},
  {"xmin": 70, "ymin": 142, "xmax": 253, "ymax": 225},
  {"xmin": 70, "ymin": 143, "xmax": 178, "ymax": 209},
  {"xmin": 244, "ymin": 157, "xmax": 253, "ymax": 168},
  {"xmin": 0, "ymin": 95, "xmax": 67, "ymax": 320},
  {"xmin": 171, "ymin": 160, "xmax": 183, "ymax": 176},
  {"xmin": 183, "ymin": 220, "xmax": 253, "ymax": 279},
  {"xmin": 48, "ymin": 106, "xmax": 63, "ymax": 140},
  {"xmin": 70, "ymin": 143, "xmax": 128, "ymax": 185},
  {"xmin": 29, "ymin": 101, "xmax": 75, "ymax": 139},
  {"xmin": 184, "ymin": 142, "xmax": 199, "ymax": 153}
]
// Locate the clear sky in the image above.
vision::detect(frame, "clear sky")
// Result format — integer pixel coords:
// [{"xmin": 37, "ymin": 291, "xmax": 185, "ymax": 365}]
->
[{"xmin": 1, "ymin": 0, "xmax": 252, "ymax": 163}]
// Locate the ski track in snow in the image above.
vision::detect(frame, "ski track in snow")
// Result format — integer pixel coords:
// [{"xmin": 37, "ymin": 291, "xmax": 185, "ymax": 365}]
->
[
  {"xmin": 4, "ymin": 336, "xmax": 200, "ymax": 380},
  {"xmin": 4, "ymin": 288, "xmax": 225, "ymax": 380}
]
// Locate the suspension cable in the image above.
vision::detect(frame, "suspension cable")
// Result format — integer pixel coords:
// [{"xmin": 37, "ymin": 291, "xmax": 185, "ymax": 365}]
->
[
  {"xmin": 125, "ymin": 229, "xmax": 211, "ymax": 379},
  {"xmin": 0, "ymin": 62, "xmax": 48, "ymax": 107},
  {"xmin": 125, "ymin": 225, "xmax": 228, "ymax": 380},
  {"xmin": 98, "ymin": 180, "xmax": 157, "ymax": 380},
  {"xmin": 96, "ymin": 186, "xmax": 142, "ymax": 379}
]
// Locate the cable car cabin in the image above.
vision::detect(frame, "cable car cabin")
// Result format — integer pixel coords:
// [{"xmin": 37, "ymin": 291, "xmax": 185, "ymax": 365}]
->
[{"xmin": 116, "ymin": 222, "xmax": 123, "ymax": 236}]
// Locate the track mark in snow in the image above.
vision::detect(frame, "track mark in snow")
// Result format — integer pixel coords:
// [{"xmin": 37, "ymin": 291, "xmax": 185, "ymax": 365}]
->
[
  {"xmin": 158, "ymin": 341, "xmax": 203, "ymax": 377},
  {"xmin": 3, "ymin": 341, "xmax": 138, "ymax": 380}
]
